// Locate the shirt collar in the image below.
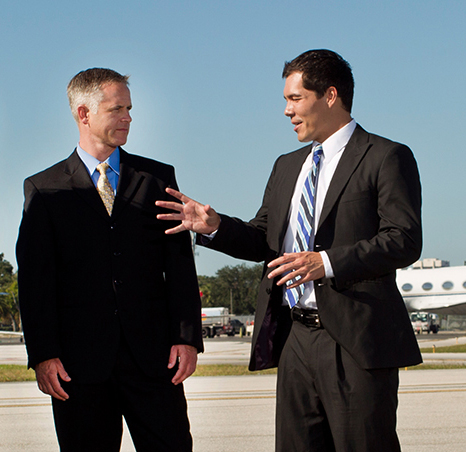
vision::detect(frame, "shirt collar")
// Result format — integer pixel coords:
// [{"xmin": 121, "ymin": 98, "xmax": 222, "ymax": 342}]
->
[
  {"xmin": 313, "ymin": 119, "xmax": 357, "ymax": 162},
  {"xmin": 76, "ymin": 145, "xmax": 120, "ymax": 177}
]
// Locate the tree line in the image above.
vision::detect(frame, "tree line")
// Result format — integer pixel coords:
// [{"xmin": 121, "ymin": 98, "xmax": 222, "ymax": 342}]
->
[
  {"xmin": 198, "ymin": 263, "xmax": 263, "ymax": 315},
  {"xmin": 0, "ymin": 253, "xmax": 20, "ymax": 331}
]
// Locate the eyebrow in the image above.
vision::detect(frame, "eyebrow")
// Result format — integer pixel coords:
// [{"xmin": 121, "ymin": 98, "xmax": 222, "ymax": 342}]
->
[{"xmin": 110, "ymin": 104, "xmax": 132, "ymax": 110}]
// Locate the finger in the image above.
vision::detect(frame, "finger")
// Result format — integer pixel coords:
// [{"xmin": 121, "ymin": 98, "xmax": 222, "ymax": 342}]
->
[
  {"xmin": 155, "ymin": 200, "xmax": 184, "ymax": 212},
  {"xmin": 268, "ymin": 254, "xmax": 295, "ymax": 269},
  {"xmin": 281, "ymin": 277, "xmax": 304, "ymax": 289},
  {"xmin": 268, "ymin": 261, "xmax": 298, "ymax": 279},
  {"xmin": 165, "ymin": 187, "xmax": 192, "ymax": 204},
  {"xmin": 156, "ymin": 213, "xmax": 183, "ymax": 221},
  {"xmin": 172, "ymin": 355, "xmax": 196, "ymax": 385},
  {"xmin": 50, "ymin": 377, "xmax": 70, "ymax": 401},
  {"xmin": 171, "ymin": 365, "xmax": 187, "ymax": 385},
  {"xmin": 38, "ymin": 374, "xmax": 69, "ymax": 401},
  {"xmin": 204, "ymin": 204, "xmax": 215, "ymax": 215},
  {"xmin": 57, "ymin": 364, "xmax": 71, "ymax": 383},
  {"xmin": 164, "ymin": 224, "xmax": 188, "ymax": 235},
  {"xmin": 276, "ymin": 271, "xmax": 303, "ymax": 287},
  {"xmin": 167, "ymin": 346, "xmax": 178, "ymax": 369}
]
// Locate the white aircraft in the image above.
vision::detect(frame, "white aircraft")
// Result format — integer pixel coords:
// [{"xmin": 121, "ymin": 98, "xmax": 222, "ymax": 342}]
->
[{"xmin": 396, "ymin": 259, "xmax": 466, "ymax": 315}]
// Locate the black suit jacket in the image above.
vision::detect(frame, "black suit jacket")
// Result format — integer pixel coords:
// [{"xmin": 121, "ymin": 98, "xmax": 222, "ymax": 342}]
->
[
  {"xmin": 17, "ymin": 149, "xmax": 203, "ymax": 383},
  {"xmin": 202, "ymin": 125, "xmax": 422, "ymax": 370}
]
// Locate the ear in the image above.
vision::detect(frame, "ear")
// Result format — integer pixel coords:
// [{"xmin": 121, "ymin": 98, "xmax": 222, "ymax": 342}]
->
[
  {"xmin": 77, "ymin": 105, "xmax": 90, "ymax": 125},
  {"xmin": 326, "ymin": 87, "xmax": 338, "ymax": 108}
]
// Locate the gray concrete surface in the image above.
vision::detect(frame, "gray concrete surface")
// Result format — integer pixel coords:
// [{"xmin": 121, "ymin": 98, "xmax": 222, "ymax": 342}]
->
[
  {"xmin": 1, "ymin": 335, "xmax": 466, "ymax": 450},
  {"xmin": 2, "ymin": 370, "xmax": 466, "ymax": 451}
]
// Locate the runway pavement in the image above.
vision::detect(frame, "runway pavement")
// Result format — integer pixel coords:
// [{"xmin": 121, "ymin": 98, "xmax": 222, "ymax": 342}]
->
[{"xmin": 1, "ymin": 335, "xmax": 466, "ymax": 451}]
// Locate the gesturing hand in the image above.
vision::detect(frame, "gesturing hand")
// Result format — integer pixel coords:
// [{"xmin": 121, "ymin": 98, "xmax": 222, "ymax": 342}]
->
[
  {"xmin": 267, "ymin": 251, "xmax": 325, "ymax": 288},
  {"xmin": 156, "ymin": 188, "xmax": 221, "ymax": 235}
]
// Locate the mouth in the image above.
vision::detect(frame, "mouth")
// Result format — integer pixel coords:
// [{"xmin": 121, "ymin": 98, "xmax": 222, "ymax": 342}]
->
[{"xmin": 292, "ymin": 121, "xmax": 301, "ymax": 133}]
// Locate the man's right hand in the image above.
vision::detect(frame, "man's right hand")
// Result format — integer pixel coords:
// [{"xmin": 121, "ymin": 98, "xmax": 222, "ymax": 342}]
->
[
  {"xmin": 156, "ymin": 188, "xmax": 221, "ymax": 235},
  {"xmin": 35, "ymin": 358, "xmax": 71, "ymax": 401}
]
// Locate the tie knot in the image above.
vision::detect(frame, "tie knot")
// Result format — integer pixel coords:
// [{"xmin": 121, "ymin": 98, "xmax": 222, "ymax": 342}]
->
[
  {"xmin": 97, "ymin": 162, "xmax": 110, "ymax": 175},
  {"xmin": 313, "ymin": 145, "xmax": 323, "ymax": 165}
]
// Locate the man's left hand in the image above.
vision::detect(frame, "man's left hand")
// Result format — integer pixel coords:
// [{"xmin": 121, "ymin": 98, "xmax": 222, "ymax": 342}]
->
[
  {"xmin": 168, "ymin": 344, "xmax": 198, "ymax": 385},
  {"xmin": 267, "ymin": 251, "xmax": 325, "ymax": 288}
]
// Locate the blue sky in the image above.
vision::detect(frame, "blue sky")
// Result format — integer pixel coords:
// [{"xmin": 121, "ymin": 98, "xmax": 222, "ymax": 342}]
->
[{"xmin": 1, "ymin": 0, "xmax": 465, "ymax": 275}]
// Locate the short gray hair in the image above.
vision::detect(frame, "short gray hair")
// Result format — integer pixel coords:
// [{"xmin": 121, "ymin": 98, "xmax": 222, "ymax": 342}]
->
[{"xmin": 67, "ymin": 68, "xmax": 129, "ymax": 122}]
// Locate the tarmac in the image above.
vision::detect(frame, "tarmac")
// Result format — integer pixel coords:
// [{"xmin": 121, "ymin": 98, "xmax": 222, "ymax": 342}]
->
[{"xmin": 1, "ymin": 334, "xmax": 466, "ymax": 451}]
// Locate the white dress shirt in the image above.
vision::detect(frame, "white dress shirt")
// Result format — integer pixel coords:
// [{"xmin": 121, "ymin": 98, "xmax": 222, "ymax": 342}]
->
[{"xmin": 282, "ymin": 119, "xmax": 357, "ymax": 309}]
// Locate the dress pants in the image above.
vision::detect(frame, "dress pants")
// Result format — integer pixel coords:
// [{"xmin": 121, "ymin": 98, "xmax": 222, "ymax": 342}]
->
[
  {"xmin": 276, "ymin": 320, "xmax": 400, "ymax": 452},
  {"xmin": 52, "ymin": 337, "xmax": 192, "ymax": 452}
]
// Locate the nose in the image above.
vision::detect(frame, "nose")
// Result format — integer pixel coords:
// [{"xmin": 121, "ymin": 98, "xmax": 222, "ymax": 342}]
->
[
  {"xmin": 123, "ymin": 110, "xmax": 132, "ymax": 122},
  {"xmin": 284, "ymin": 101, "xmax": 293, "ymax": 117}
]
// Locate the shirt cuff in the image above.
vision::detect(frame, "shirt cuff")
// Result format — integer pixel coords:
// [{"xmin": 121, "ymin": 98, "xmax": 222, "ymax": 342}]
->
[
  {"xmin": 319, "ymin": 251, "xmax": 334, "ymax": 278},
  {"xmin": 200, "ymin": 229, "xmax": 218, "ymax": 245}
]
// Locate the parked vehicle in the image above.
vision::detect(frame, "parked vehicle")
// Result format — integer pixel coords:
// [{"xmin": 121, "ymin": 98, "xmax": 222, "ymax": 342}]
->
[
  {"xmin": 229, "ymin": 319, "xmax": 246, "ymax": 335},
  {"xmin": 410, "ymin": 311, "xmax": 440, "ymax": 334},
  {"xmin": 201, "ymin": 307, "xmax": 234, "ymax": 338}
]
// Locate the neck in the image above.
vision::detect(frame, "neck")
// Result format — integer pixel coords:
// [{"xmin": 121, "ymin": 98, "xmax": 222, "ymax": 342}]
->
[
  {"xmin": 319, "ymin": 115, "xmax": 352, "ymax": 143},
  {"xmin": 78, "ymin": 139, "xmax": 116, "ymax": 162}
]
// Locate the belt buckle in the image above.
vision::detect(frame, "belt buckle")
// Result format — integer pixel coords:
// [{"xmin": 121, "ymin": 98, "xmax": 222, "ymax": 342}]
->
[{"xmin": 312, "ymin": 314, "xmax": 320, "ymax": 328}]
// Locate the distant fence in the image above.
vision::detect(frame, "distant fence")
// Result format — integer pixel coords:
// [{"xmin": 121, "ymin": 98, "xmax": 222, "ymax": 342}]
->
[{"xmin": 442, "ymin": 315, "xmax": 466, "ymax": 331}]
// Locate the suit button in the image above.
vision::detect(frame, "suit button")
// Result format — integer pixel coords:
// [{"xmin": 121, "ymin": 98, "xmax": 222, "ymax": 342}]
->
[
  {"xmin": 266, "ymin": 288, "xmax": 272, "ymax": 295},
  {"xmin": 113, "ymin": 252, "xmax": 121, "ymax": 256}
]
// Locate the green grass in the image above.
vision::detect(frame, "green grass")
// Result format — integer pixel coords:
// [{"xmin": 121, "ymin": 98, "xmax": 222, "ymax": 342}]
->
[
  {"xmin": 192, "ymin": 364, "xmax": 277, "ymax": 377},
  {"xmin": 2, "ymin": 360, "xmax": 466, "ymax": 382},
  {"xmin": 419, "ymin": 343, "xmax": 466, "ymax": 353},
  {"xmin": 0, "ymin": 364, "xmax": 277, "ymax": 382},
  {"xmin": 402, "ymin": 363, "xmax": 466, "ymax": 370},
  {"xmin": 0, "ymin": 365, "xmax": 36, "ymax": 382}
]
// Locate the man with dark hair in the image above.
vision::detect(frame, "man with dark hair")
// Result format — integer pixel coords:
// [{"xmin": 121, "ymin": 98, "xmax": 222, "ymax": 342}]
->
[
  {"xmin": 156, "ymin": 49, "xmax": 422, "ymax": 451},
  {"xmin": 17, "ymin": 68, "xmax": 203, "ymax": 451},
  {"xmin": 282, "ymin": 49, "xmax": 354, "ymax": 112}
]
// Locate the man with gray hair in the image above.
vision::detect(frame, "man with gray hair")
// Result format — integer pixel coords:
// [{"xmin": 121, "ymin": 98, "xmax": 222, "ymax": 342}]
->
[{"xmin": 17, "ymin": 68, "xmax": 203, "ymax": 451}]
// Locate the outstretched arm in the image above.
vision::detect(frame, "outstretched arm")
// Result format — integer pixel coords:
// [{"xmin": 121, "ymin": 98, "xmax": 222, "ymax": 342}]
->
[{"xmin": 156, "ymin": 188, "xmax": 221, "ymax": 235}]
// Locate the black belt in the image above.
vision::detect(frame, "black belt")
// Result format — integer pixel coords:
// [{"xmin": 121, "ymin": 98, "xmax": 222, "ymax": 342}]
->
[{"xmin": 291, "ymin": 307, "xmax": 323, "ymax": 328}]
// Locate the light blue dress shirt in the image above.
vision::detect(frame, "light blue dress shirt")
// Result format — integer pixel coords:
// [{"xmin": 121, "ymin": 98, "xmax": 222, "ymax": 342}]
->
[{"xmin": 76, "ymin": 145, "xmax": 120, "ymax": 194}]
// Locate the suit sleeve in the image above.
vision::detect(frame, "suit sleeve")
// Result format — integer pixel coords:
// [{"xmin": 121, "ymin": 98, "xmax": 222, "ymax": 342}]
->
[
  {"xmin": 325, "ymin": 143, "xmax": 422, "ymax": 286},
  {"xmin": 16, "ymin": 179, "xmax": 61, "ymax": 368},
  {"xmin": 163, "ymin": 170, "xmax": 204, "ymax": 352}
]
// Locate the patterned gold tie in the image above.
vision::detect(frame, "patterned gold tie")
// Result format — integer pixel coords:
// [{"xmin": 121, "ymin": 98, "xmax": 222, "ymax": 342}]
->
[{"xmin": 96, "ymin": 162, "xmax": 115, "ymax": 215}]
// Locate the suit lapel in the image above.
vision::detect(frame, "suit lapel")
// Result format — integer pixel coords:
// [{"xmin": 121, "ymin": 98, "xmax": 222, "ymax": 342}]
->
[
  {"xmin": 318, "ymin": 125, "xmax": 371, "ymax": 229},
  {"xmin": 112, "ymin": 149, "xmax": 145, "ymax": 219},
  {"xmin": 65, "ymin": 150, "xmax": 110, "ymax": 219}
]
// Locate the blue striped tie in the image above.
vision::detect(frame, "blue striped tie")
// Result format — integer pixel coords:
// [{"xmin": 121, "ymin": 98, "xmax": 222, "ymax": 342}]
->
[{"xmin": 285, "ymin": 145, "xmax": 323, "ymax": 308}]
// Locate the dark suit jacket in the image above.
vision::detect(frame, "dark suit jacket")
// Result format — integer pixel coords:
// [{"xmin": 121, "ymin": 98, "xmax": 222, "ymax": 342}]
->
[
  {"xmin": 17, "ymin": 149, "xmax": 203, "ymax": 383},
  {"xmin": 202, "ymin": 125, "xmax": 422, "ymax": 371}
]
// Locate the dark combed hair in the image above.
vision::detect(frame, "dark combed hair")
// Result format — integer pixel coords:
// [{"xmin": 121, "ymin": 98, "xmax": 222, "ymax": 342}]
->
[{"xmin": 282, "ymin": 49, "xmax": 354, "ymax": 113}]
